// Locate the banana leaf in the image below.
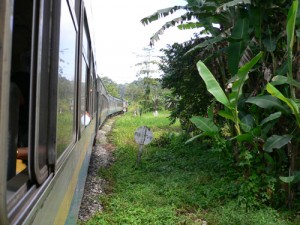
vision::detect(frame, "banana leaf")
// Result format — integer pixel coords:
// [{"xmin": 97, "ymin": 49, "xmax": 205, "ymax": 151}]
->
[
  {"xmin": 263, "ymin": 134, "xmax": 293, "ymax": 153},
  {"xmin": 190, "ymin": 116, "xmax": 219, "ymax": 134},
  {"xmin": 197, "ymin": 61, "xmax": 230, "ymax": 107},
  {"xmin": 266, "ymin": 83, "xmax": 300, "ymax": 126},
  {"xmin": 246, "ymin": 95, "xmax": 289, "ymax": 114},
  {"xmin": 229, "ymin": 52, "xmax": 263, "ymax": 104},
  {"xmin": 185, "ymin": 133, "xmax": 207, "ymax": 144},
  {"xmin": 271, "ymin": 75, "xmax": 300, "ymax": 89},
  {"xmin": 260, "ymin": 112, "xmax": 282, "ymax": 126}
]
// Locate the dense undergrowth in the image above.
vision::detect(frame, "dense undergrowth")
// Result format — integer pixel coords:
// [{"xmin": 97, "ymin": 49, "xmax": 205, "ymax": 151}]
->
[{"xmin": 82, "ymin": 112, "xmax": 299, "ymax": 225}]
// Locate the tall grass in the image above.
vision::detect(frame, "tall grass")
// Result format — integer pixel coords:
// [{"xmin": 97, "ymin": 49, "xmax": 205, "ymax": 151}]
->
[{"xmin": 81, "ymin": 112, "xmax": 297, "ymax": 225}]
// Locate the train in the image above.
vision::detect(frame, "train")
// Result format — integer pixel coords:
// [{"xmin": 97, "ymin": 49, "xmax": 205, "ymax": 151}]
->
[{"xmin": 0, "ymin": 0, "xmax": 126, "ymax": 224}]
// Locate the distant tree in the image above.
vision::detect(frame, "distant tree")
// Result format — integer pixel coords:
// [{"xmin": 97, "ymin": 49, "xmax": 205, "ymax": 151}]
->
[
  {"xmin": 134, "ymin": 47, "xmax": 163, "ymax": 112},
  {"xmin": 100, "ymin": 76, "xmax": 120, "ymax": 98},
  {"xmin": 124, "ymin": 79, "xmax": 145, "ymax": 103},
  {"xmin": 123, "ymin": 77, "xmax": 168, "ymax": 113}
]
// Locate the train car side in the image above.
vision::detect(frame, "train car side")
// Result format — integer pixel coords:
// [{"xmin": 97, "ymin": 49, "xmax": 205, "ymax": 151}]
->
[{"xmin": 0, "ymin": 0, "xmax": 124, "ymax": 224}]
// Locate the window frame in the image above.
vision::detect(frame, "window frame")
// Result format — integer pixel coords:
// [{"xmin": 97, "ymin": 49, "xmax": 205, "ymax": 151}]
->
[
  {"xmin": 55, "ymin": 0, "xmax": 79, "ymax": 168},
  {"xmin": 79, "ymin": 13, "xmax": 92, "ymax": 133},
  {"xmin": 55, "ymin": 0, "xmax": 79, "ymax": 164}
]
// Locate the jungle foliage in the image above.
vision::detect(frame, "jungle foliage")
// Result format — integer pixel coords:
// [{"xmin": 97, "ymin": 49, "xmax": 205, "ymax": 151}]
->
[{"xmin": 142, "ymin": 0, "xmax": 300, "ymax": 213}]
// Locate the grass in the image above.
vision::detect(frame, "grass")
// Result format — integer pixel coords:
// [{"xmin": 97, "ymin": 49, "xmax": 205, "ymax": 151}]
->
[{"xmin": 80, "ymin": 111, "xmax": 299, "ymax": 225}]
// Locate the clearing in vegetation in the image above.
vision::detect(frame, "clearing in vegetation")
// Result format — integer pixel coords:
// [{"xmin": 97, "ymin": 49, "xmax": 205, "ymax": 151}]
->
[{"xmin": 81, "ymin": 111, "xmax": 298, "ymax": 225}]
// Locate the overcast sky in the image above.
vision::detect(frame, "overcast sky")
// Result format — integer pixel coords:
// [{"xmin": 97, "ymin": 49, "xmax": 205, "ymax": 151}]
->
[{"xmin": 89, "ymin": 0, "xmax": 200, "ymax": 84}]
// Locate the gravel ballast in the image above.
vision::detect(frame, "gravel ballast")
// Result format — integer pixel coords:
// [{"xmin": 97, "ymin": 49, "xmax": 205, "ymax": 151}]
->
[{"xmin": 78, "ymin": 117, "xmax": 116, "ymax": 222}]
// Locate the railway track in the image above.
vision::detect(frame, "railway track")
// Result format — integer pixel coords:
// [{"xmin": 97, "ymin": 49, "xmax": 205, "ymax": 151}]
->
[{"xmin": 78, "ymin": 117, "xmax": 117, "ymax": 222}]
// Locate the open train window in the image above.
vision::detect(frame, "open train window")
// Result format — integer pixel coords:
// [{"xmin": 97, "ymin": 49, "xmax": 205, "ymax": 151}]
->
[
  {"xmin": 56, "ymin": 0, "xmax": 77, "ymax": 159},
  {"xmin": 89, "ymin": 57, "xmax": 95, "ymax": 116},
  {"xmin": 80, "ymin": 17, "xmax": 91, "ymax": 130},
  {"xmin": 6, "ymin": 0, "xmax": 33, "ymax": 206}
]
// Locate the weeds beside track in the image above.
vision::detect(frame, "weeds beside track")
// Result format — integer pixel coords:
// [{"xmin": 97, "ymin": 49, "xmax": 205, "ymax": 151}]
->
[{"xmin": 80, "ymin": 112, "xmax": 297, "ymax": 225}]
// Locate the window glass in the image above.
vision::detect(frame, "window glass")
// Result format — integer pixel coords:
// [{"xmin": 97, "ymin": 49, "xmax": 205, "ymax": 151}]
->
[
  {"xmin": 89, "ymin": 74, "xmax": 93, "ymax": 114},
  {"xmin": 68, "ymin": 0, "xmax": 75, "ymax": 9},
  {"xmin": 82, "ymin": 24, "xmax": 89, "ymax": 62},
  {"xmin": 80, "ymin": 58, "xmax": 88, "ymax": 129},
  {"xmin": 56, "ymin": 0, "xmax": 76, "ymax": 157}
]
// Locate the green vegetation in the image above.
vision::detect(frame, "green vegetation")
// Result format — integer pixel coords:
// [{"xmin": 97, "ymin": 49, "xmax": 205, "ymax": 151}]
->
[
  {"xmin": 142, "ymin": 0, "xmax": 300, "ymax": 211},
  {"xmin": 81, "ymin": 112, "xmax": 298, "ymax": 225}
]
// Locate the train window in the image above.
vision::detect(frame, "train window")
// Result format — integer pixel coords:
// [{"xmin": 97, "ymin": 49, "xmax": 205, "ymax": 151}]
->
[
  {"xmin": 56, "ymin": 0, "xmax": 77, "ymax": 158},
  {"xmin": 89, "ymin": 61, "xmax": 94, "ymax": 115},
  {"xmin": 69, "ymin": 0, "xmax": 75, "ymax": 8},
  {"xmin": 7, "ymin": 0, "xmax": 32, "ymax": 182},
  {"xmin": 80, "ymin": 57, "xmax": 88, "ymax": 130},
  {"xmin": 82, "ymin": 23, "xmax": 90, "ymax": 62},
  {"xmin": 80, "ymin": 18, "xmax": 91, "ymax": 130},
  {"xmin": 93, "ymin": 75, "xmax": 97, "ymax": 115}
]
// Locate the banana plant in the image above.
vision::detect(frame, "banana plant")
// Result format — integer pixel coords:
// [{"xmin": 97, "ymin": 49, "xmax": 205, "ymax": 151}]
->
[
  {"xmin": 262, "ymin": 1, "xmax": 300, "ymax": 127},
  {"xmin": 195, "ymin": 51, "xmax": 263, "ymax": 136}
]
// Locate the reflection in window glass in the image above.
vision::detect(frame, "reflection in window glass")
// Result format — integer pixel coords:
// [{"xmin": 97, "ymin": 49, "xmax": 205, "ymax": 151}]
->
[
  {"xmin": 80, "ymin": 58, "xmax": 87, "ymax": 130},
  {"xmin": 89, "ymin": 75, "xmax": 93, "ymax": 114},
  {"xmin": 69, "ymin": 0, "xmax": 75, "ymax": 9},
  {"xmin": 82, "ymin": 24, "xmax": 89, "ymax": 61},
  {"xmin": 57, "ymin": 0, "xmax": 76, "ymax": 158}
]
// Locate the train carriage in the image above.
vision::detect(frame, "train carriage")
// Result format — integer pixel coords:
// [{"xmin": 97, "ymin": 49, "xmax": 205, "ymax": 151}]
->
[{"xmin": 0, "ymin": 0, "xmax": 123, "ymax": 224}]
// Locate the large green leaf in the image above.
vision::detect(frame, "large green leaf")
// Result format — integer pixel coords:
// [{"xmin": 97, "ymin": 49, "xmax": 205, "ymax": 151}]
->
[
  {"xmin": 241, "ymin": 114, "xmax": 254, "ymax": 132},
  {"xmin": 279, "ymin": 176, "xmax": 295, "ymax": 184},
  {"xmin": 271, "ymin": 75, "xmax": 300, "ymax": 89},
  {"xmin": 263, "ymin": 134, "xmax": 293, "ymax": 152},
  {"xmin": 246, "ymin": 95, "xmax": 289, "ymax": 114},
  {"xmin": 233, "ymin": 133, "xmax": 254, "ymax": 142},
  {"xmin": 260, "ymin": 112, "xmax": 282, "ymax": 126},
  {"xmin": 287, "ymin": 0, "xmax": 298, "ymax": 98},
  {"xmin": 197, "ymin": 61, "xmax": 230, "ymax": 107},
  {"xmin": 218, "ymin": 110, "xmax": 235, "ymax": 122},
  {"xmin": 248, "ymin": 6, "xmax": 262, "ymax": 39},
  {"xmin": 185, "ymin": 133, "xmax": 207, "ymax": 144},
  {"xmin": 287, "ymin": 0, "xmax": 298, "ymax": 51},
  {"xmin": 262, "ymin": 29, "xmax": 277, "ymax": 52},
  {"xmin": 229, "ymin": 52, "xmax": 263, "ymax": 104},
  {"xmin": 190, "ymin": 116, "xmax": 218, "ymax": 134},
  {"xmin": 275, "ymin": 62, "xmax": 288, "ymax": 76},
  {"xmin": 266, "ymin": 83, "xmax": 300, "ymax": 126},
  {"xmin": 228, "ymin": 17, "xmax": 250, "ymax": 75},
  {"xmin": 280, "ymin": 171, "xmax": 300, "ymax": 183}
]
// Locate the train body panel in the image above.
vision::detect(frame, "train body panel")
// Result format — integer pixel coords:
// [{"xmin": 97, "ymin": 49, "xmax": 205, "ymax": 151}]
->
[
  {"xmin": 0, "ymin": 0, "xmax": 125, "ymax": 224},
  {"xmin": 25, "ymin": 120, "xmax": 95, "ymax": 225}
]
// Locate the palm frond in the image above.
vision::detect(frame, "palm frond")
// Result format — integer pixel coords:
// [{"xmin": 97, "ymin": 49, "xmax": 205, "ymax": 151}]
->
[
  {"xmin": 216, "ymin": 0, "xmax": 251, "ymax": 13},
  {"xmin": 149, "ymin": 15, "xmax": 194, "ymax": 46},
  {"xmin": 141, "ymin": 6, "xmax": 187, "ymax": 25},
  {"xmin": 185, "ymin": 36, "xmax": 227, "ymax": 55}
]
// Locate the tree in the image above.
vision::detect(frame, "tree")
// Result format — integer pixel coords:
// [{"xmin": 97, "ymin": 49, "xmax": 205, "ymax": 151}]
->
[
  {"xmin": 159, "ymin": 36, "xmax": 214, "ymax": 128},
  {"xmin": 124, "ymin": 79, "xmax": 145, "ymax": 103},
  {"xmin": 100, "ymin": 76, "xmax": 120, "ymax": 98},
  {"xmin": 135, "ymin": 47, "xmax": 163, "ymax": 112}
]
